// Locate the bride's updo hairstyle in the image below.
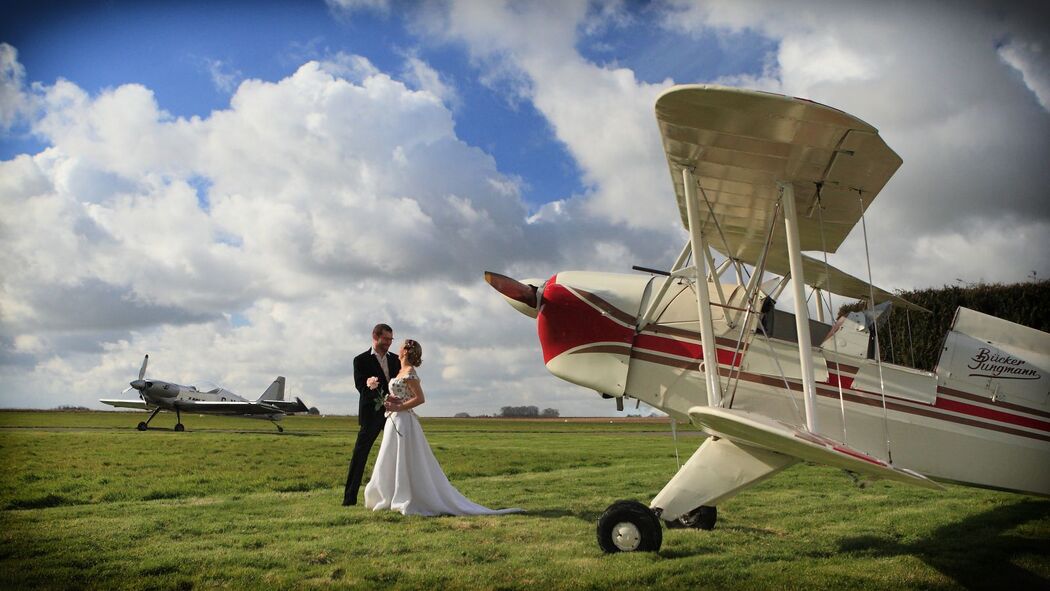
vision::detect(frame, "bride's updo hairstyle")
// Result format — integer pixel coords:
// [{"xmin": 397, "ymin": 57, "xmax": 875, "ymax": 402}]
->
[{"xmin": 403, "ymin": 339, "xmax": 423, "ymax": 367}]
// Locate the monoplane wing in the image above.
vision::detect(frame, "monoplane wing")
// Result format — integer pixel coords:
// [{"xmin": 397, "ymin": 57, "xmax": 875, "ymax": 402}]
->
[
  {"xmin": 173, "ymin": 400, "xmax": 284, "ymax": 415},
  {"xmin": 172, "ymin": 397, "xmax": 307, "ymax": 415},
  {"xmin": 656, "ymin": 85, "xmax": 923, "ymax": 310},
  {"xmin": 689, "ymin": 406, "xmax": 943, "ymax": 490},
  {"xmin": 100, "ymin": 399, "xmax": 151, "ymax": 410}
]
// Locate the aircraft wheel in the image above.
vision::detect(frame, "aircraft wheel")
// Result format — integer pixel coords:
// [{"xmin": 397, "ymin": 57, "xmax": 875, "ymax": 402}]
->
[
  {"xmin": 596, "ymin": 500, "xmax": 662, "ymax": 553},
  {"xmin": 174, "ymin": 423, "xmax": 185, "ymax": 432},
  {"xmin": 666, "ymin": 505, "xmax": 717, "ymax": 530},
  {"xmin": 136, "ymin": 422, "xmax": 148, "ymax": 431},
  {"xmin": 276, "ymin": 425, "xmax": 284, "ymax": 433}
]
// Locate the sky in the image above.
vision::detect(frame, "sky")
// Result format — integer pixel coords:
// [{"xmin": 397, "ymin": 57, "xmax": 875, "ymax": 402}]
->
[{"xmin": 1, "ymin": 0, "xmax": 1048, "ymax": 417}]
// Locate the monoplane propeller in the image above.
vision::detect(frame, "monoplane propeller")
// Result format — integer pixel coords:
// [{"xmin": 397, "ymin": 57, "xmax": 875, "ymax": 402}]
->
[{"xmin": 130, "ymin": 354, "xmax": 150, "ymax": 402}]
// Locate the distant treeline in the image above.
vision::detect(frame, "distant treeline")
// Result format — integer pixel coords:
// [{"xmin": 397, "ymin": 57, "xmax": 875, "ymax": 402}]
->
[
  {"xmin": 837, "ymin": 280, "xmax": 1049, "ymax": 372},
  {"xmin": 500, "ymin": 406, "xmax": 560, "ymax": 418}
]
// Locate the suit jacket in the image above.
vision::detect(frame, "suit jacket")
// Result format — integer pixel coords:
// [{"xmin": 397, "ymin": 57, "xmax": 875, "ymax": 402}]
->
[{"xmin": 353, "ymin": 348, "xmax": 402, "ymax": 429}]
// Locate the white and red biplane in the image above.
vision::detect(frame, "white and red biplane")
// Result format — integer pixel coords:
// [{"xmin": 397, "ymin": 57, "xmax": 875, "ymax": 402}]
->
[{"xmin": 486, "ymin": 85, "xmax": 1049, "ymax": 553}]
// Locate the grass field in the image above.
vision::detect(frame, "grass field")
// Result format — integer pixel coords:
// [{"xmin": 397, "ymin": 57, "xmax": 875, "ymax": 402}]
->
[{"xmin": 1, "ymin": 411, "xmax": 1047, "ymax": 590}]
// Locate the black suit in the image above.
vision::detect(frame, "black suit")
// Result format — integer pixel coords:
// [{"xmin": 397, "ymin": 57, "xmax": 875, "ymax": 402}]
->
[{"xmin": 343, "ymin": 348, "xmax": 401, "ymax": 505}]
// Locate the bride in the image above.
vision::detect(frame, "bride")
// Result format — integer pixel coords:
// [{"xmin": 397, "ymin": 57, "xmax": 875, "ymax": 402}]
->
[{"xmin": 364, "ymin": 339, "xmax": 522, "ymax": 516}]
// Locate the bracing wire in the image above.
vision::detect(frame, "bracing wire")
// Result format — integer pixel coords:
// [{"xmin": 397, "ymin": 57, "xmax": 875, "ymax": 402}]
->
[
  {"xmin": 727, "ymin": 201, "xmax": 781, "ymax": 409},
  {"xmin": 887, "ymin": 313, "xmax": 897, "ymax": 365},
  {"xmin": 859, "ymin": 196, "xmax": 893, "ymax": 464},
  {"xmin": 671, "ymin": 418, "xmax": 681, "ymax": 471},
  {"xmin": 756, "ymin": 318, "xmax": 806, "ymax": 426},
  {"xmin": 906, "ymin": 308, "xmax": 917, "ymax": 368},
  {"xmin": 816, "ymin": 191, "xmax": 849, "ymax": 443}
]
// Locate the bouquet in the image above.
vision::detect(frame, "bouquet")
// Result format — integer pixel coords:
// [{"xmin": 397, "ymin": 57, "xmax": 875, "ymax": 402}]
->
[
  {"xmin": 365, "ymin": 380, "xmax": 390, "ymax": 411},
  {"xmin": 367, "ymin": 376, "xmax": 402, "ymax": 436}
]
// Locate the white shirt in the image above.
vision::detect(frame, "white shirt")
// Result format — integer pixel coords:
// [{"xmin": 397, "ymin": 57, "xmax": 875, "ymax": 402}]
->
[{"xmin": 371, "ymin": 347, "xmax": 390, "ymax": 381}]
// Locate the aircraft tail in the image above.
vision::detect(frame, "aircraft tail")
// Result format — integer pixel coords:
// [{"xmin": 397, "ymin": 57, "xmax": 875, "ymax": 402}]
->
[
  {"xmin": 936, "ymin": 307, "xmax": 1049, "ymax": 411},
  {"xmin": 258, "ymin": 376, "xmax": 286, "ymax": 402}
]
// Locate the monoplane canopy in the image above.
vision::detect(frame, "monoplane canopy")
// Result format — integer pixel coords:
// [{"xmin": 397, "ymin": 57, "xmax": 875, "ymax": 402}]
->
[{"xmin": 655, "ymin": 85, "xmax": 923, "ymax": 311}]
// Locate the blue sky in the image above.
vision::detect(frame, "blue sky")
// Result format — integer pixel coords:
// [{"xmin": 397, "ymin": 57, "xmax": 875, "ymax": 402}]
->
[{"xmin": 1, "ymin": 1, "xmax": 1047, "ymax": 415}]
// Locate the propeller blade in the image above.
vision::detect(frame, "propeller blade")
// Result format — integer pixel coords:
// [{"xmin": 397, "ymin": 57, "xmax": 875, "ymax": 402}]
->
[
  {"xmin": 484, "ymin": 272, "xmax": 538, "ymax": 308},
  {"xmin": 138, "ymin": 354, "xmax": 149, "ymax": 380}
]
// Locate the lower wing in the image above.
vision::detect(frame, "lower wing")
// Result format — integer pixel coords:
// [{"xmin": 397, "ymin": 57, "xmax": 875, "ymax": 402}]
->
[{"xmin": 689, "ymin": 406, "xmax": 943, "ymax": 490}]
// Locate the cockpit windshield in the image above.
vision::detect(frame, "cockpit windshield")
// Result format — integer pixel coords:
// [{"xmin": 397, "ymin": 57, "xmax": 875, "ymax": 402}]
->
[{"xmin": 194, "ymin": 381, "xmax": 223, "ymax": 394}]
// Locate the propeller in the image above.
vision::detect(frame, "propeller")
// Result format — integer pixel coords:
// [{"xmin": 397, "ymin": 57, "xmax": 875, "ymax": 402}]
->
[
  {"xmin": 484, "ymin": 272, "xmax": 539, "ymax": 308},
  {"xmin": 131, "ymin": 354, "xmax": 150, "ymax": 403}
]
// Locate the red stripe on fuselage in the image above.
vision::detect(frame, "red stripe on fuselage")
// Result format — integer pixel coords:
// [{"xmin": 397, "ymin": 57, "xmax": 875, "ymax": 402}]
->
[
  {"xmin": 633, "ymin": 334, "xmax": 743, "ymax": 367},
  {"xmin": 537, "ymin": 279, "xmax": 634, "ymax": 364}
]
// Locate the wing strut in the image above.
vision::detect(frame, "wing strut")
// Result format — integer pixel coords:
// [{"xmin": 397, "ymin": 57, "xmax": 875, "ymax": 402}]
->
[
  {"xmin": 779, "ymin": 181, "xmax": 819, "ymax": 433},
  {"xmin": 683, "ymin": 167, "xmax": 723, "ymax": 408}
]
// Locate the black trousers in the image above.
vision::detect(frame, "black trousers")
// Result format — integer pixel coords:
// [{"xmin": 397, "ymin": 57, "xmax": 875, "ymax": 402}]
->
[{"xmin": 343, "ymin": 421, "xmax": 383, "ymax": 503}]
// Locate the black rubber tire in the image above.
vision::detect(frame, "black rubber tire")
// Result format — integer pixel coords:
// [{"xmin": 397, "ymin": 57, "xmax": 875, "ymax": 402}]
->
[
  {"xmin": 174, "ymin": 423, "xmax": 185, "ymax": 432},
  {"xmin": 596, "ymin": 500, "xmax": 662, "ymax": 553},
  {"xmin": 673, "ymin": 505, "xmax": 717, "ymax": 530},
  {"xmin": 136, "ymin": 422, "xmax": 148, "ymax": 431}
]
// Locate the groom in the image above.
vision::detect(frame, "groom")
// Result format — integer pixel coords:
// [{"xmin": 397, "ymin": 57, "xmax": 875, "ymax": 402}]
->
[{"xmin": 343, "ymin": 322, "xmax": 402, "ymax": 506}]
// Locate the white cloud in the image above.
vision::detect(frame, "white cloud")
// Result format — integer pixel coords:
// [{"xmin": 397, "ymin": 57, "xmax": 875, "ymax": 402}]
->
[
  {"xmin": 0, "ymin": 51, "xmax": 574, "ymax": 415},
  {"xmin": 325, "ymin": 0, "xmax": 391, "ymax": 20},
  {"xmin": 1, "ymin": 43, "xmax": 29, "ymax": 129},
  {"xmin": 401, "ymin": 55, "xmax": 459, "ymax": 108},
  {"xmin": 999, "ymin": 37, "xmax": 1050, "ymax": 112},
  {"xmin": 204, "ymin": 58, "xmax": 243, "ymax": 94},
  {"xmin": 412, "ymin": 1, "xmax": 679, "ymax": 231}
]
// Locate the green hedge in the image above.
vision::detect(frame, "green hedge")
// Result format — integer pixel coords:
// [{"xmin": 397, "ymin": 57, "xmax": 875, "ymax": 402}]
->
[{"xmin": 837, "ymin": 280, "xmax": 1049, "ymax": 371}]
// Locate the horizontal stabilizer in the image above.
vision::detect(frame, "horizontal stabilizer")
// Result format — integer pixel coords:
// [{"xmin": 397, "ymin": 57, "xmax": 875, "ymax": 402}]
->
[
  {"xmin": 689, "ymin": 406, "xmax": 943, "ymax": 490},
  {"xmin": 99, "ymin": 399, "xmax": 150, "ymax": 410}
]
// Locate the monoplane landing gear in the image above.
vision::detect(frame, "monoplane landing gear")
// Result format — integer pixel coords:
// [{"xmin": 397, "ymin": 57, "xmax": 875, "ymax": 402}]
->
[
  {"xmin": 271, "ymin": 421, "xmax": 284, "ymax": 433},
  {"xmin": 137, "ymin": 408, "xmax": 162, "ymax": 431},
  {"xmin": 596, "ymin": 500, "xmax": 662, "ymax": 553},
  {"xmin": 174, "ymin": 407, "xmax": 185, "ymax": 432},
  {"xmin": 664, "ymin": 505, "xmax": 717, "ymax": 530}
]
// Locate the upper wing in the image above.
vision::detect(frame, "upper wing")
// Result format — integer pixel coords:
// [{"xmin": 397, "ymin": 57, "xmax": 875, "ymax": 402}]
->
[
  {"xmin": 689, "ymin": 406, "xmax": 942, "ymax": 490},
  {"xmin": 99, "ymin": 399, "xmax": 150, "ymax": 410},
  {"xmin": 656, "ymin": 85, "xmax": 922, "ymax": 310}
]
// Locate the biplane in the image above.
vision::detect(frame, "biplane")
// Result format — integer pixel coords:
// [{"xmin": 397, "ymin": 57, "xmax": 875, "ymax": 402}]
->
[
  {"xmin": 486, "ymin": 85, "xmax": 1050, "ymax": 553},
  {"xmin": 100, "ymin": 354, "xmax": 308, "ymax": 432}
]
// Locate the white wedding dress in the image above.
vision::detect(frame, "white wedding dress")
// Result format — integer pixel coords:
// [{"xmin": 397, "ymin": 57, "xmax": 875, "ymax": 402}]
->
[{"xmin": 364, "ymin": 369, "xmax": 522, "ymax": 516}]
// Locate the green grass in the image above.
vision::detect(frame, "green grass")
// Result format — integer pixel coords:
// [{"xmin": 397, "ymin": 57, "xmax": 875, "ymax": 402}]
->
[{"xmin": 1, "ymin": 411, "xmax": 1047, "ymax": 590}]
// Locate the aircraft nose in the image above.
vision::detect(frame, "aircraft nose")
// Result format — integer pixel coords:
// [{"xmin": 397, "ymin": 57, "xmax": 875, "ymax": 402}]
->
[
  {"xmin": 484, "ymin": 272, "xmax": 541, "ymax": 318},
  {"xmin": 130, "ymin": 379, "xmax": 148, "ymax": 390}
]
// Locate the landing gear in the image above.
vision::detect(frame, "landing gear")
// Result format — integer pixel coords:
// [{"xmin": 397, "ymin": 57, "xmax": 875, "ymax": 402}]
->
[
  {"xmin": 664, "ymin": 505, "xmax": 717, "ymax": 530},
  {"xmin": 137, "ymin": 408, "xmax": 162, "ymax": 431},
  {"xmin": 174, "ymin": 423, "xmax": 185, "ymax": 432},
  {"xmin": 272, "ymin": 421, "xmax": 284, "ymax": 433},
  {"xmin": 174, "ymin": 407, "xmax": 185, "ymax": 432},
  {"xmin": 596, "ymin": 500, "xmax": 662, "ymax": 553}
]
